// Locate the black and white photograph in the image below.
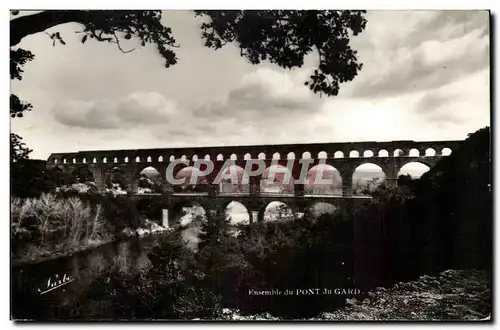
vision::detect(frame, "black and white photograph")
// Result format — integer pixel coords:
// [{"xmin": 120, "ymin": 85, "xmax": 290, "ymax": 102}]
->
[{"xmin": 8, "ymin": 7, "xmax": 492, "ymax": 322}]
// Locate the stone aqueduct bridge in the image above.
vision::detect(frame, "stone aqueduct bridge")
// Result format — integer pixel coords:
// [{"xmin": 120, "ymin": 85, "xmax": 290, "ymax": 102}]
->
[{"xmin": 47, "ymin": 140, "xmax": 462, "ymax": 225}]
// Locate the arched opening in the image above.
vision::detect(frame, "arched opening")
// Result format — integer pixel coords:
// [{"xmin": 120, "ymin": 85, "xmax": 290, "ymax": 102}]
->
[
  {"xmin": 192, "ymin": 155, "xmax": 199, "ymax": 161},
  {"xmin": 244, "ymin": 153, "xmax": 252, "ymax": 160},
  {"xmin": 158, "ymin": 156, "xmax": 164, "ymax": 162},
  {"xmin": 180, "ymin": 155, "xmax": 187, "ymax": 161},
  {"xmin": 138, "ymin": 166, "xmax": 162, "ymax": 194},
  {"xmin": 272, "ymin": 152, "xmax": 280, "ymax": 160},
  {"xmin": 219, "ymin": 165, "xmax": 249, "ymax": 194},
  {"xmin": 425, "ymin": 148, "xmax": 436, "ymax": 156},
  {"xmin": 82, "ymin": 158, "xmax": 86, "ymax": 164},
  {"xmin": 169, "ymin": 155, "xmax": 175, "ymax": 162},
  {"xmin": 135, "ymin": 156, "xmax": 140, "ymax": 163},
  {"xmin": 102, "ymin": 157, "xmax": 107, "ymax": 164},
  {"xmin": 363, "ymin": 150, "xmax": 374, "ymax": 158},
  {"xmin": 258, "ymin": 152, "xmax": 266, "ymax": 160},
  {"xmin": 409, "ymin": 148, "xmax": 420, "ymax": 157},
  {"xmin": 378, "ymin": 149, "xmax": 389, "ymax": 157},
  {"xmin": 53, "ymin": 159, "xmax": 58, "ymax": 164},
  {"xmin": 287, "ymin": 152, "xmax": 295, "ymax": 159},
  {"xmin": 61, "ymin": 167, "xmax": 78, "ymax": 186},
  {"xmin": 72, "ymin": 158, "xmax": 77, "ymax": 164},
  {"xmin": 261, "ymin": 165, "xmax": 294, "ymax": 195},
  {"xmin": 51, "ymin": 166, "xmax": 74, "ymax": 186},
  {"xmin": 171, "ymin": 201, "xmax": 207, "ymax": 251},
  {"xmin": 305, "ymin": 164, "xmax": 342, "ymax": 196},
  {"xmin": 73, "ymin": 167, "xmax": 95, "ymax": 184},
  {"xmin": 334, "ymin": 151, "xmax": 344, "ymax": 158},
  {"xmin": 146, "ymin": 156, "xmax": 152, "ymax": 163},
  {"xmin": 305, "ymin": 202, "xmax": 338, "ymax": 221},
  {"xmin": 134, "ymin": 199, "xmax": 165, "ymax": 229},
  {"xmin": 92, "ymin": 157, "xmax": 97, "ymax": 164},
  {"xmin": 173, "ymin": 166, "xmax": 209, "ymax": 193},
  {"xmin": 441, "ymin": 147, "xmax": 452, "ymax": 156},
  {"xmin": 352, "ymin": 163, "xmax": 386, "ymax": 196},
  {"xmin": 140, "ymin": 166, "xmax": 160, "ymax": 179},
  {"xmin": 394, "ymin": 149, "xmax": 404, "ymax": 157},
  {"xmin": 398, "ymin": 162, "xmax": 430, "ymax": 179},
  {"xmin": 204, "ymin": 154, "xmax": 211, "ymax": 161},
  {"xmin": 63, "ymin": 159, "xmax": 67, "ymax": 164},
  {"xmin": 349, "ymin": 150, "xmax": 360, "ymax": 158},
  {"xmin": 318, "ymin": 151, "xmax": 327, "ymax": 159},
  {"xmin": 302, "ymin": 151, "xmax": 311, "ymax": 159},
  {"xmin": 173, "ymin": 201, "xmax": 207, "ymax": 227},
  {"xmin": 217, "ymin": 154, "xmax": 224, "ymax": 161},
  {"xmin": 113, "ymin": 157, "xmax": 118, "ymax": 163},
  {"xmin": 105, "ymin": 166, "xmax": 128, "ymax": 193},
  {"xmin": 124, "ymin": 157, "xmax": 129, "ymax": 163},
  {"xmin": 262, "ymin": 201, "xmax": 294, "ymax": 222},
  {"xmin": 230, "ymin": 153, "xmax": 237, "ymax": 160},
  {"xmin": 225, "ymin": 201, "xmax": 250, "ymax": 226}
]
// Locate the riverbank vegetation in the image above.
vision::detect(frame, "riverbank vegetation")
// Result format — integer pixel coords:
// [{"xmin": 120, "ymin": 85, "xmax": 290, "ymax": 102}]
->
[
  {"xmin": 11, "ymin": 194, "xmax": 108, "ymax": 263},
  {"xmin": 10, "ymin": 127, "xmax": 491, "ymax": 320},
  {"xmin": 61, "ymin": 127, "xmax": 491, "ymax": 320},
  {"xmin": 10, "ymin": 192, "xmax": 167, "ymax": 264}
]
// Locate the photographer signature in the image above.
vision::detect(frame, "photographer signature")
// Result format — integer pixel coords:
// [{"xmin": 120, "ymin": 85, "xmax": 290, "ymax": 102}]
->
[{"xmin": 37, "ymin": 273, "xmax": 75, "ymax": 295}]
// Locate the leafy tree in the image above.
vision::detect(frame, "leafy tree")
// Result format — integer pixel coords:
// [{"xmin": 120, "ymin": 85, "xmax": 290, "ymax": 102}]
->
[
  {"xmin": 413, "ymin": 126, "xmax": 492, "ymax": 271},
  {"xmin": 10, "ymin": 159, "xmax": 59, "ymax": 197},
  {"xmin": 10, "ymin": 10, "xmax": 367, "ymax": 160},
  {"xmin": 397, "ymin": 174, "xmax": 413, "ymax": 186},
  {"xmin": 10, "ymin": 133, "xmax": 32, "ymax": 163},
  {"xmin": 11, "ymin": 10, "xmax": 367, "ymax": 97}
]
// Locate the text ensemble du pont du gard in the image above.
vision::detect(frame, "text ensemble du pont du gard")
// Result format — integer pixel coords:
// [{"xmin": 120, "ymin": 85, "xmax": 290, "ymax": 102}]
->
[{"xmin": 248, "ymin": 288, "xmax": 361, "ymax": 296}]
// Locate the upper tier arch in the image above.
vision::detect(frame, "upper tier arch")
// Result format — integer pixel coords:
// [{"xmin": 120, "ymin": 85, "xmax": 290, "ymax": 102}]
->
[{"xmin": 47, "ymin": 139, "xmax": 463, "ymax": 165}]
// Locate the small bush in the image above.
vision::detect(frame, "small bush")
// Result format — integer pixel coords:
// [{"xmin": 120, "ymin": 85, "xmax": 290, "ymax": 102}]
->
[{"xmin": 11, "ymin": 193, "xmax": 109, "ymax": 261}]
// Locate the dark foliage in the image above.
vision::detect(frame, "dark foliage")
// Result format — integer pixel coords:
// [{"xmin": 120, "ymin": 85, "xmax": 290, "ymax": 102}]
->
[
  {"xmin": 10, "ymin": 48, "xmax": 34, "ymax": 80},
  {"xmin": 10, "ymin": 133, "xmax": 32, "ymax": 163},
  {"xmin": 10, "ymin": 127, "xmax": 491, "ymax": 320},
  {"xmin": 10, "ymin": 160, "xmax": 97, "ymax": 198},
  {"xmin": 77, "ymin": 194, "xmax": 143, "ymax": 233},
  {"xmin": 10, "ymin": 94, "xmax": 32, "ymax": 118},
  {"xmin": 195, "ymin": 10, "xmax": 366, "ymax": 96},
  {"xmin": 135, "ymin": 198, "xmax": 164, "ymax": 223},
  {"xmin": 105, "ymin": 166, "xmax": 128, "ymax": 190},
  {"xmin": 10, "ymin": 10, "xmax": 367, "ymax": 162},
  {"xmin": 11, "ymin": 10, "xmax": 366, "ymax": 97},
  {"xmin": 10, "ymin": 159, "xmax": 57, "ymax": 197},
  {"xmin": 80, "ymin": 127, "xmax": 491, "ymax": 320},
  {"xmin": 412, "ymin": 127, "xmax": 492, "ymax": 271}
]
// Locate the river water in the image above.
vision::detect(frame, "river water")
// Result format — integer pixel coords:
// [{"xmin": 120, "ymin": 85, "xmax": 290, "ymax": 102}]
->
[
  {"xmin": 11, "ymin": 233, "xmax": 165, "ymax": 320},
  {"xmin": 10, "ymin": 204, "xmax": 336, "ymax": 320},
  {"xmin": 10, "ymin": 206, "xmax": 255, "ymax": 320}
]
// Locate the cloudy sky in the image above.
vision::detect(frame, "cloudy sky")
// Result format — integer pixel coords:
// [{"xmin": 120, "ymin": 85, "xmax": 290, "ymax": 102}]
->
[{"xmin": 11, "ymin": 10, "xmax": 490, "ymax": 160}]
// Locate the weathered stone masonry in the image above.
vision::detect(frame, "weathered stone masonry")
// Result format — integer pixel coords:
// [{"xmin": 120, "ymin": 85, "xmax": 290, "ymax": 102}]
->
[{"xmin": 47, "ymin": 139, "xmax": 461, "ymax": 226}]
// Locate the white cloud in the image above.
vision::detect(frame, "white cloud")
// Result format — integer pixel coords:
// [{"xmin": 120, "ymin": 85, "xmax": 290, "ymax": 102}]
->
[{"xmin": 52, "ymin": 92, "xmax": 180, "ymax": 129}]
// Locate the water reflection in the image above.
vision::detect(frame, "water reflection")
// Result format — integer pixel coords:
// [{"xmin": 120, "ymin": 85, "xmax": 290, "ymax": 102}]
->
[
  {"xmin": 11, "ymin": 234, "xmax": 162, "ymax": 320},
  {"xmin": 11, "ymin": 204, "xmax": 295, "ymax": 319}
]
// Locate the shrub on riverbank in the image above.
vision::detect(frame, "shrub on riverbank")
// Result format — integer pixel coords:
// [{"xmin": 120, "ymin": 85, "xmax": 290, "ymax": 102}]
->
[
  {"xmin": 11, "ymin": 192, "xmax": 168, "ymax": 263},
  {"xmin": 11, "ymin": 193, "xmax": 109, "ymax": 262},
  {"xmin": 12, "ymin": 127, "xmax": 491, "ymax": 320}
]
